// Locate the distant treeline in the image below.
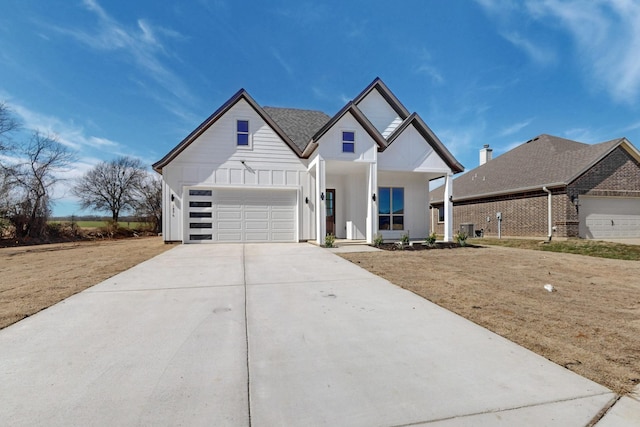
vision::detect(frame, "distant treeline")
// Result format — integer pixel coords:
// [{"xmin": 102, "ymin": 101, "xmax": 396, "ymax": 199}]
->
[{"xmin": 50, "ymin": 215, "xmax": 145, "ymax": 223}]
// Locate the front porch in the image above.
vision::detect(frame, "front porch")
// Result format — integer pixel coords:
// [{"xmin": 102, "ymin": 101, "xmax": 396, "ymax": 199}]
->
[{"xmin": 307, "ymin": 156, "xmax": 454, "ymax": 246}]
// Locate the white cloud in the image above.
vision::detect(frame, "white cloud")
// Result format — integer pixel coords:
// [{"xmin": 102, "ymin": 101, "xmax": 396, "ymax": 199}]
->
[
  {"xmin": 498, "ymin": 118, "xmax": 533, "ymax": 137},
  {"xmin": 535, "ymin": 0, "xmax": 640, "ymax": 103},
  {"xmin": 478, "ymin": 0, "xmax": 640, "ymax": 103},
  {"xmin": 501, "ymin": 32, "xmax": 556, "ymax": 65},
  {"xmin": 49, "ymin": 0, "xmax": 194, "ymax": 106},
  {"xmin": 415, "ymin": 64, "xmax": 444, "ymax": 85},
  {"xmin": 7, "ymin": 101, "xmax": 120, "ymax": 151}
]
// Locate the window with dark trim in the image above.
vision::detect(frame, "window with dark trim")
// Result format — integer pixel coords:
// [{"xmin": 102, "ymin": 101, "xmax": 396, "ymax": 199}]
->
[
  {"xmin": 378, "ymin": 187, "xmax": 404, "ymax": 230},
  {"xmin": 438, "ymin": 206, "xmax": 445, "ymax": 223},
  {"xmin": 342, "ymin": 131, "xmax": 355, "ymax": 153},
  {"xmin": 237, "ymin": 120, "xmax": 249, "ymax": 146}
]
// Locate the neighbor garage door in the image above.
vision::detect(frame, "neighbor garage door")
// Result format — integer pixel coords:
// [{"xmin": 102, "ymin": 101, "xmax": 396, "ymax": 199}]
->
[
  {"xmin": 579, "ymin": 197, "xmax": 640, "ymax": 239},
  {"xmin": 186, "ymin": 188, "xmax": 297, "ymax": 243}
]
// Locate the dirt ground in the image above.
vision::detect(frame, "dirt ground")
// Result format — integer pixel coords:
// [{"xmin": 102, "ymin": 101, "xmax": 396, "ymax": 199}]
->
[
  {"xmin": 341, "ymin": 245, "xmax": 640, "ymax": 395},
  {"xmin": 0, "ymin": 237, "xmax": 173, "ymax": 330}
]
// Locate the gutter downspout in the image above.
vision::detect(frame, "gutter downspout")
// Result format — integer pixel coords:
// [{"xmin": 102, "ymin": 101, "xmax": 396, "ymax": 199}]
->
[{"xmin": 542, "ymin": 186, "xmax": 552, "ymax": 242}]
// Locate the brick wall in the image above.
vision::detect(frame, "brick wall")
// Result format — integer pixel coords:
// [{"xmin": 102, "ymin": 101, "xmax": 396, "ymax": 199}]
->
[
  {"xmin": 432, "ymin": 146, "xmax": 640, "ymax": 239},
  {"xmin": 433, "ymin": 189, "xmax": 569, "ymax": 238},
  {"xmin": 569, "ymin": 146, "xmax": 640, "ymax": 198}
]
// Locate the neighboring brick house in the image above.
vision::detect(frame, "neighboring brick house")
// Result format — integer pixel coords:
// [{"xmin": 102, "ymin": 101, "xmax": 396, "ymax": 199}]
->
[{"xmin": 430, "ymin": 134, "xmax": 640, "ymax": 239}]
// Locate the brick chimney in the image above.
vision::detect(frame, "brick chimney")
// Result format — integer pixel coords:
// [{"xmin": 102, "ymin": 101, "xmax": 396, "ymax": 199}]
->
[{"xmin": 479, "ymin": 144, "xmax": 493, "ymax": 166}]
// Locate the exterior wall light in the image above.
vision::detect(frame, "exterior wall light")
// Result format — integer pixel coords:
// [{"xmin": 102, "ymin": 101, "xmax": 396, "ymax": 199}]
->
[
  {"xmin": 321, "ymin": 192, "xmax": 324, "ymax": 201},
  {"xmin": 305, "ymin": 197, "xmax": 309, "ymax": 204},
  {"xmin": 372, "ymin": 193, "xmax": 376, "ymax": 202}
]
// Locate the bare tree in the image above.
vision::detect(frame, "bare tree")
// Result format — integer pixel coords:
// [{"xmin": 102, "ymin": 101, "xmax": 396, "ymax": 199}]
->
[
  {"xmin": 133, "ymin": 173, "xmax": 162, "ymax": 233},
  {"xmin": 8, "ymin": 132, "xmax": 75, "ymax": 238},
  {"xmin": 72, "ymin": 156, "xmax": 146, "ymax": 223},
  {"xmin": 0, "ymin": 102, "xmax": 19, "ymax": 152}
]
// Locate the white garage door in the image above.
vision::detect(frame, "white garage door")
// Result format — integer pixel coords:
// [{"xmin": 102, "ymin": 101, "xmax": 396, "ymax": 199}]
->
[
  {"xmin": 186, "ymin": 188, "xmax": 297, "ymax": 243},
  {"xmin": 579, "ymin": 197, "xmax": 640, "ymax": 239}
]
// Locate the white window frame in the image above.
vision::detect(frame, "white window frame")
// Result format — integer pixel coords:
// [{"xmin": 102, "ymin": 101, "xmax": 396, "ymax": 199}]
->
[{"xmin": 236, "ymin": 119, "xmax": 252, "ymax": 149}]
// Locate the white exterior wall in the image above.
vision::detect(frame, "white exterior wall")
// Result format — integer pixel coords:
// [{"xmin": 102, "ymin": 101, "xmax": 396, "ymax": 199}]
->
[
  {"xmin": 355, "ymin": 89, "xmax": 402, "ymax": 137},
  {"xmin": 378, "ymin": 125, "xmax": 451, "ymax": 173},
  {"xmin": 378, "ymin": 171, "xmax": 430, "ymax": 240},
  {"xmin": 161, "ymin": 99, "xmax": 312, "ymax": 242},
  {"xmin": 316, "ymin": 113, "xmax": 377, "ymax": 162}
]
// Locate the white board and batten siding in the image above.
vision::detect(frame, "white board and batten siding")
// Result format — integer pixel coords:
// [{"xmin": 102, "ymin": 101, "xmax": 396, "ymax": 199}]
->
[
  {"xmin": 315, "ymin": 113, "xmax": 377, "ymax": 162},
  {"xmin": 356, "ymin": 88, "xmax": 403, "ymax": 137},
  {"xmin": 162, "ymin": 99, "xmax": 311, "ymax": 243},
  {"xmin": 579, "ymin": 196, "xmax": 640, "ymax": 239}
]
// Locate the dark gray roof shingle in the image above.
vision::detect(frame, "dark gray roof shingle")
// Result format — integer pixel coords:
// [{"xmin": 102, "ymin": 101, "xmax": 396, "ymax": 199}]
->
[
  {"xmin": 430, "ymin": 134, "xmax": 624, "ymax": 202},
  {"xmin": 263, "ymin": 107, "xmax": 331, "ymax": 152}
]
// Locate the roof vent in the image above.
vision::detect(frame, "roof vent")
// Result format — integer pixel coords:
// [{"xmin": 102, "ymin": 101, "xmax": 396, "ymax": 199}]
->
[{"xmin": 480, "ymin": 144, "xmax": 493, "ymax": 165}]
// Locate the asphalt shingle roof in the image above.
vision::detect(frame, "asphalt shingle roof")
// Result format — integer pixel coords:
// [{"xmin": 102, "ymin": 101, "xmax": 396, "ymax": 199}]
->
[
  {"xmin": 430, "ymin": 134, "xmax": 624, "ymax": 202},
  {"xmin": 262, "ymin": 107, "xmax": 331, "ymax": 152}
]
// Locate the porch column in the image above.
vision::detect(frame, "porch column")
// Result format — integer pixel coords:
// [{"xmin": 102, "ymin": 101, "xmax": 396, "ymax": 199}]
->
[
  {"xmin": 366, "ymin": 162, "xmax": 378, "ymax": 244},
  {"xmin": 315, "ymin": 157, "xmax": 326, "ymax": 245},
  {"xmin": 443, "ymin": 173, "xmax": 454, "ymax": 242}
]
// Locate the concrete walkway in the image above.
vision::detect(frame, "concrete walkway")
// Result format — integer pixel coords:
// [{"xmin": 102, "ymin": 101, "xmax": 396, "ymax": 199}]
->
[{"xmin": 0, "ymin": 243, "xmax": 636, "ymax": 426}]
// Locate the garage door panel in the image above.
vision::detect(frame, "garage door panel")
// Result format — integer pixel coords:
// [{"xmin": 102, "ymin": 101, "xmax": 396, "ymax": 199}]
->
[
  {"xmin": 579, "ymin": 197, "xmax": 640, "ymax": 239},
  {"xmin": 186, "ymin": 188, "xmax": 297, "ymax": 243}
]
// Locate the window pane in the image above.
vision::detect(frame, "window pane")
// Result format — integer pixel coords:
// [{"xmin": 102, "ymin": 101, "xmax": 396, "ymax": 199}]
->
[
  {"xmin": 237, "ymin": 133, "xmax": 249, "ymax": 145},
  {"xmin": 438, "ymin": 207, "xmax": 445, "ymax": 222},
  {"xmin": 392, "ymin": 188, "xmax": 404, "ymax": 214},
  {"xmin": 237, "ymin": 120, "xmax": 249, "ymax": 132},
  {"xmin": 379, "ymin": 215, "xmax": 390, "ymax": 230},
  {"xmin": 189, "ymin": 189, "xmax": 212, "ymax": 196},
  {"xmin": 190, "ymin": 223, "xmax": 212, "ymax": 229},
  {"xmin": 190, "ymin": 212, "xmax": 212, "ymax": 218},
  {"xmin": 190, "ymin": 234, "xmax": 212, "ymax": 240},
  {"xmin": 392, "ymin": 216, "xmax": 404, "ymax": 230},
  {"xmin": 189, "ymin": 201, "xmax": 212, "ymax": 208},
  {"xmin": 342, "ymin": 131, "xmax": 355, "ymax": 142},
  {"xmin": 342, "ymin": 142, "xmax": 355, "ymax": 153},
  {"xmin": 378, "ymin": 187, "xmax": 390, "ymax": 214}
]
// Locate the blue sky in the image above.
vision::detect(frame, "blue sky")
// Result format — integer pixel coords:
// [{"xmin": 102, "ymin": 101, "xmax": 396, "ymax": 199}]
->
[{"xmin": 2, "ymin": 0, "xmax": 640, "ymax": 216}]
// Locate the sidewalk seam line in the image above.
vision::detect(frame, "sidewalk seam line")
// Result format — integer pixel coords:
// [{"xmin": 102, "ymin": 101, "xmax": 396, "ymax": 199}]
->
[
  {"xmin": 390, "ymin": 391, "xmax": 614, "ymax": 426},
  {"xmin": 585, "ymin": 394, "xmax": 621, "ymax": 427},
  {"xmin": 243, "ymin": 244, "xmax": 252, "ymax": 427}
]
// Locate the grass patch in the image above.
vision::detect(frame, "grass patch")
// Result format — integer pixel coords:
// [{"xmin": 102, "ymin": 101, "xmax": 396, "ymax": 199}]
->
[{"xmin": 474, "ymin": 238, "xmax": 640, "ymax": 261}]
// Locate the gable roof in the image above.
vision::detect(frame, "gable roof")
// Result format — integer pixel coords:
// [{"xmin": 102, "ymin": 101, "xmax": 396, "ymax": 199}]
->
[
  {"xmin": 301, "ymin": 101, "xmax": 388, "ymax": 157},
  {"xmin": 385, "ymin": 112, "xmax": 464, "ymax": 173},
  {"xmin": 262, "ymin": 107, "xmax": 330, "ymax": 153},
  {"xmin": 430, "ymin": 134, "xmax": 633, "ymax": 203},
  {"xmin": 352, "ymin": 77, "xmax": 411, "ymax": 119},
  {"xmin": 152, "ymin": 89, "xmax": 304, "ymax": 172}
]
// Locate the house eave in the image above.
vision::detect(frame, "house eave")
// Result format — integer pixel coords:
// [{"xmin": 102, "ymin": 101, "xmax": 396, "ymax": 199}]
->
[{"xmin": 430, "ymin": 182, "xmax": 567, "ymax": 204}]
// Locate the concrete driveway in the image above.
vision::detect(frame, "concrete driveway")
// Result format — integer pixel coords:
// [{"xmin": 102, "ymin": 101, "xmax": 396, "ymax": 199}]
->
[{"xmin": 0, "ymin": 243, "xmax": 635, "ymax": 426}]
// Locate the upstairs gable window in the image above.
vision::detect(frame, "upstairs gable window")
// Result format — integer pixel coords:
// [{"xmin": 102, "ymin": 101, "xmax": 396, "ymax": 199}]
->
[
  {"xmin": 342, "ymin": 131, "xmax": 355, "ymax": 153},
  {"xmin": 237, "ymin": 120, "xmax": 250, "ymax": 146}
]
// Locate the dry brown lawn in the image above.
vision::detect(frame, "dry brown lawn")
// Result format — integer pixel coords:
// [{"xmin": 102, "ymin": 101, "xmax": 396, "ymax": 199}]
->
[
  {"xmin": 341, "ymin": 245, "xmax": 640, "ymax": 395},
  {"xmin": 0, "ymin": 237, "xmax": 173, "ymax": 330}
]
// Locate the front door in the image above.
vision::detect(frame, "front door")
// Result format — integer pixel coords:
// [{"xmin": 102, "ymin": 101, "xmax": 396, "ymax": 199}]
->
[{"xmin": 326, "ymin": 189, "xmax": 335, "ymax": 236}]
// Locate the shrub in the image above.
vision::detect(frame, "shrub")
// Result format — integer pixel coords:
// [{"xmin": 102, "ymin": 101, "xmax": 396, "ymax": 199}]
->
[
  {"xmin": 324, "ymin": 233, "xmax": 335, "ymax": 248},
  {"xmin": 400, "ymin": 232, "xmax": 410, "ymax": 245},
  {"xmin": 373, "ymin": 233, "xmax": 384, "ymax": 247},
  {"xmin": 425, "ymin": 232, "xmax": 437, "ymax": 247},
  {"xmin": 455, "ymin": 231, "xmax": 468, "ymax": 247}
]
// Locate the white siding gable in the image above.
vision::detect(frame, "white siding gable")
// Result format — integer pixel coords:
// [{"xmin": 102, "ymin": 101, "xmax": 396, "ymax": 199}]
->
[
  {"xmin": 378, "ymin": 124, "xmax": 451, "ymax": 173},
  {"xmin": 356, "ymin": 88, "xmax": 402, "ymax": 137},
  {"xmin": 316, "ymin": 112, "xmax": 377, "ymax": 162},
  {"xmin": 166, "ymin": 102, "xmax": 308, "ymax": 190}
]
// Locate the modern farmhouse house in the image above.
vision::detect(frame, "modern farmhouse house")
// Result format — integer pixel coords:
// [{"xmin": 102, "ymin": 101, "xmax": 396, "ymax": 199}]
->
[
  {"xmin": 153, "ymin": 78, "xmax": 463, "ymax": 244},
  {"xmin": 430, "ymin": 134, "xmax": 640, "ymax": 240}
]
